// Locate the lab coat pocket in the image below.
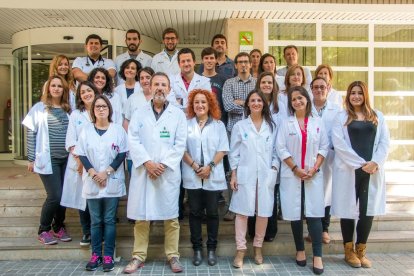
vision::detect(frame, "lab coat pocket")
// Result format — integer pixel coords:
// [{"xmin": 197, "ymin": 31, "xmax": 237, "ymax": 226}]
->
[
  {"xmin": 106, "ymin": 177, "xmax": 122, "ymax": 194},
  {"xmin": 67, "ymin": 155, "xmax": 78, "ymax": 171},
  {"xmin": 35, "ymin": 152, "xmax": 49, "ymax": 169},
  {"xmin": 236, "ymin": 166, "xmax": 248, "ymax": 185},
  {"xmin": 267, "ymin": 168, "xmax": 278, "ymax": 189},
  {"xmin": 84, "ymin": 176, "xmax": 100, "ymax": 196}
]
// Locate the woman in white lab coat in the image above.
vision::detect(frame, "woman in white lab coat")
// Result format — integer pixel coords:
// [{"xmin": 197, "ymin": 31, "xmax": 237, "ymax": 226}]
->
[
  {"xmin": 88, "ymin": 68, "xmax": 123, "ymax": 125},
  {"xmin": 248, "ymin": 72, "xmax": 282, "ymax": 242},
  {"xmin": 115, "ymin": 59, "xmax": 142, "ymax": 116},
  {"xmin": 315, "ymin": 64, "xmax": 342, "ymax": 107},
  {"xmin": 22, "ymin": 75, "xmax": 72, "ymax": 245},
  {"xmin": 276, "ymin": 86, "xmax": 329, "ymax": 275},
  {"xmin": 331, "ymin": 81, "xmax": 390, "ymax": 269},
  {"xmin": 182, "ymin": 89, "xmax": 229, "ymax": 267},
  {"xmin": 61, "ymin": 81, "xmax": 98, "ymax": 247},
  {"xmin": 75, "ymin": 95, "xmax": 127, "ymax": 272},
  {"xmin": 229, "ymin": 89, "xmax": 279, "ymax": 268}
]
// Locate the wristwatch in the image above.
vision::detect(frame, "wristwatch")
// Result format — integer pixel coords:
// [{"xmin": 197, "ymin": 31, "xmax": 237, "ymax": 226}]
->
[
  {"xmin": 106, "ymin": 169, "xmax": 112, "ymax": 176},
  {"xmin": 208, "ymin": 161, "xmax": 216, "ymax": 170}
]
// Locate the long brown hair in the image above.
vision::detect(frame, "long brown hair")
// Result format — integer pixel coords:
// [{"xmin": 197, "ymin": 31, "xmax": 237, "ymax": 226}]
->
[
  {"xmin": 41, "ymin": 75, "xmax": 71, "ymax": 113},
  {"xmin": 255, "ymin": 72, "xmax": 279, "ymax": 114},
  {"xmin": 345, "ymin": 81, "xmax": 378, "ymax": 126},
  {"xmin": 49, "ymin": 55, "xmax": 74, "ymax": 90},
  {"xmin": 244, "ymin": 89, "xmax": 275, "ymax": 132}
]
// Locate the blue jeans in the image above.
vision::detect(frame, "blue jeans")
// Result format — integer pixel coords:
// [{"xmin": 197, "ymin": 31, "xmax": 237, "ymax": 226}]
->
[{"xmin": 87, "ymin": 197, "xmax": 119, "ymax": 257}]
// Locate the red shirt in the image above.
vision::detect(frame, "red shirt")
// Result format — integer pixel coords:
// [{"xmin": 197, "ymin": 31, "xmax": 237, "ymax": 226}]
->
[
  {"xmin": 300, "ymin": 117, "xmax": 308, "ymax": 169},
  {"xmin": 181, "ymin": 74, "xmax": 191, "ymax": 91}
]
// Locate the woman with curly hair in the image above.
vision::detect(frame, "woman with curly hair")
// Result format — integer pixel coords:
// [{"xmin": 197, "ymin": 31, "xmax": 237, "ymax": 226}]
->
[{"xmin": 182, "ymin": 89, "xmax": 229, "ymax": 267}]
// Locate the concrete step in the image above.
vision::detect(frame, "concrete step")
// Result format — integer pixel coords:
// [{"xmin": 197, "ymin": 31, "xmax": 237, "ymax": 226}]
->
[
  {"xmin": 0, "ymin": 211, "xmax": 413, "ymax": 238},
  {"xmin": 386, "ymin": 195, "xmax": 414, "ymax": 212},
  {"xmin": 0, "ymin": 230, "xmax": 413, "ymax": 261}
]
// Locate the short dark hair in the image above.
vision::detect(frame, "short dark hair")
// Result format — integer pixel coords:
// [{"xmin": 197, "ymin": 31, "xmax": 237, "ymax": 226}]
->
[
  {"xmin": 87, "ymin": 68, "xmax": 113, "ymax": 95},
  {"xmin": 119, "ymin": 59, "xmax": 142, "ymax": 81},
  {"xmin": 150, "ymin": 72, "xmax": 170, "ymax": 87},
  {"xmin": 283, "ymin": 45, "xmax": 298, "ymax": 55},
  {"xmin": 90, "ymin": 94, "xmax": 113, "ymax": 123},
  {"xmin": 310, "ymin": 76, "xmax": 328, "ymax": 88},
  {"xmin": 287, "ymin": 86, "xmax": 312, "ymax": 117},
  {"xmin": 177, "ymin": 48, "xmax": 195, "ymax": 63},
  {"xmin": 162, "ymin": 27, "xmax": 179, "ymax": 39},
  {"xmin": 126, "ymin": 29, "xmax": 141, "ymax": 40},
  {"xmin": 211, "ymin": 34, "xmax": 227, "ymax": 47},
  {"xmin": 201, "ymin": 47, "xmax": 218, "ymax": 59},
  {"xmin": 138, "ymin": 67, "xmax": 155, "ymax": 80},
  {"xmin": 234, "ymin": 52, "xmax": 251, "ymax": 64},
  {"xmin": 85, "ymin": 34, "xmax": 103, "ymax": 45},
  {"xmin": 76, "ymin": 81, "xmax": 99, "ymax": 111}
]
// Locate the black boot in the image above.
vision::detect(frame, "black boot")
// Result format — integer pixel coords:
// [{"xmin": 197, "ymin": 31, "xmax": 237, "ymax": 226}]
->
[
  {"xmin": 207, "ymin": 250, "xmax": 217, "ymax": 266},
  {"xmin": 192, "ymin": 250, "xmax": 203, "ymax": 266}
]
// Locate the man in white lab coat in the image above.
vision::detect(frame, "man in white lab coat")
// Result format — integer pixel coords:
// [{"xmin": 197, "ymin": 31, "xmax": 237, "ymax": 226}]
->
[
  {"xmin": 124, "ymin": 72, "xmax": 187, "ymax": 274},
  {"xmin": 170, "ymin": 47, "xmax": 212, "ymax": 110},
  {"xmin": 150, "ymin": 28, "xmax": 180, "ymax": 75}
]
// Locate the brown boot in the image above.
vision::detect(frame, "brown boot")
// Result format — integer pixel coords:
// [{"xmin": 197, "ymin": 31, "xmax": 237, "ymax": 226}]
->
[
  {"xmin": 233, "ymin": 249, "xmax": 246, "ymax": 268},
  {"xmin": 344, "ymin": 242, "xmax": 361, "ymax": 268},
  {"xmin": 356, "ymin": 243, "xmax": 372, "ymax": 268},
  {"xmin": 253, "ymin": 246, "xmax": 263, "ymax": 265}
]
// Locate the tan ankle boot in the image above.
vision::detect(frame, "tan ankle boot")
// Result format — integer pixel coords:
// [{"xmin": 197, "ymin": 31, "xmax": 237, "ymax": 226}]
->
[
  {"xmin": 344, "ymin": 242, "xmax": 361, "ymax": 268},
  {"xmin": 356, "ymin": 243, "xmax": 372, "ymax": 268},
  {"xmin": 253, "ymin": 246, "xmax": 263, "ymax": 265},
  {"xmin": 233, "ymin": 249, "xmax": 246, "ymax": 268}
]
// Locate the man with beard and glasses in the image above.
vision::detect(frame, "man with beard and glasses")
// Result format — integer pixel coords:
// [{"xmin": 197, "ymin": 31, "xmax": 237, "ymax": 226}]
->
[
  {"xmin": 115, "ymin": 29, "xmax": 152, "ymax": 85},
  {"xmin": 151, "ymin": 28, "xmax": 180, "ymax": 76},
  {"xmin": 124, "ymin": 72, "xmax": 187, "ymax": 274}
]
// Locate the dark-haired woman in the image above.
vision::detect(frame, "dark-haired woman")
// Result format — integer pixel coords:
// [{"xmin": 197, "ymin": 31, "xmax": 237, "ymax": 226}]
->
[
  {"xmin": 250, "ymin": 49, "xmax": 262, "ymax": 78},
  {"xmin": 75, "ymin": 95, "xmax": 127, "ymax": 272},
  {"xmin": 276, "ymin": 86, "xmax": 328, "ymax": 274},
  {"xmin": 258, "ymin": 53, "xmax": 285, "ymax": 91},
  {"xmin": 23, "ymin": 75, "xmax": 72, "ymax": 245},
  {"xmin": 229, "ymin": 90, "xmax": 279, "ymax": 268},
  {"xmin": 331, "ymin": 81, "xmax": 389, "ymax": 269},
  {"xmin": 61, "ymin": 81, "xmax": 99, "ymax": 247},
  {"xmin": 115, "ymin": 59, "xmax": 142, "ymax": 117},
  {"xmin": 182, "ymin": 89, "xmax": 229, "ymax": 267},
  {"xmin": 88, "ymin": 68, "xmax": 123, "ymax": 125}
]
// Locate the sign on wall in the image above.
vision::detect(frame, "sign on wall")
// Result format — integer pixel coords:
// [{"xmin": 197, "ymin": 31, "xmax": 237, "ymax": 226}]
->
[{"xmin": 239, "ymin": 31, "xmax": 254, "ymax": 52}]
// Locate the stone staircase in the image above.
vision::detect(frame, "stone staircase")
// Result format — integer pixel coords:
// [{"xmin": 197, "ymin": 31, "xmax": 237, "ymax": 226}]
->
[{"xmin": 0, "ymin": 161, "xmax": 413, "ymax": 260}]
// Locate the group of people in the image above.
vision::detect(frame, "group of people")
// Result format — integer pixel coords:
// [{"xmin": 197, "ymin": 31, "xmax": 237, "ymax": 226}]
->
[{"xmin": 23, "ymin": 27, "xmax": 390, "ymax": 275}]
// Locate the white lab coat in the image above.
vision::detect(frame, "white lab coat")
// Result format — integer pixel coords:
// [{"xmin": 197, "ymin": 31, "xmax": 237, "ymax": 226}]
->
[
  {"xmin": 61, "ymin": 109, "xmax": 92, "ymax": 210},
  {"xmin": 114, "ymin": 51, "xmax": 153, "ymax": 85},
  {"xmin": 69, "ymin": 90, "xmax": 76, "ymax": 111},
  {"xmin": 170, "ymin": 73, "xmax": 212, "ymax": 108},
  {"xmin": 311, "ymin": 101, "xmax": 341, "ymax": 207},
  {"xmin": 331, "ymin": 110, "xmax": 390, "ymax": 219},
  {"xmin": 104, "ymin": 92, "xmax": 123, "ymax": 125},
  {"xmin": 72, "ymin": 56, "xmax": 116, "ymax": 76},
  {"xmin": 229, "ymin": 117, "xmax": 279, "ymax": 217},
  {"xmin": 150, "ymin": 50, "xmax": 180, "ymax": 75},
  {"xmin": 74, "ymin": 123, "xmax": 128, "ymax": 199},
  {"xmin": 182, "ymin": 118, "xmax": 229, "ymax": 191},
  {"xmin": 127, "ymin": 102, "xmax": 187, "ymax": 220},
  {"xmin": 276, "ymin": 115, "xmax": 329, "ymax": 220},
  {"xmin": 124, "ymin": 91, "xmax": 150, "ymax": 121},
  {"xmin": 22, "ymin": 102, "xmax": 70, "ymax": 175},
  {"xmin": 114, "ymin": 82, "xmax": 142, "ymax": 116},
  {"xmin": 327, "ymin": 88, "xmax": 343, "ymax": 108}
]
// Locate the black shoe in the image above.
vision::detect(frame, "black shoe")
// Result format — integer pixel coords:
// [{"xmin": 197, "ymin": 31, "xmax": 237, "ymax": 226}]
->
[
  {"xmin": 207, "ymin": 250, "xmax": 217, "ymax": 266},
  {"xmin": 313, "ymin": 257, "xmax": 324, "ymax": 275},
  {"xmin": 80, "ymin": 234, "xmax": 91, "ymax": 247},
  {"xmin": 264, "ymin": 236, "xmax": 274, "ymax": 242},
  {"xmin": 192, "ymin": 250, "xmax": 203, "ymax": 266},
  {"xmin": 296, "ymin": 252, "xmax": 307, "ymax": 267}
]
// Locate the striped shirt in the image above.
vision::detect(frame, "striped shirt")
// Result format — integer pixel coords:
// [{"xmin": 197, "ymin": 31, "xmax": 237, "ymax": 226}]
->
[{"xmin": 27, "ymin": 107, "xmax": 69, "ymax": 161}]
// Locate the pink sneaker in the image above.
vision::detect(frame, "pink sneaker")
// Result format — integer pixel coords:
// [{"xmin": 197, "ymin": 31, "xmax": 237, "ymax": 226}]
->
[
  {"xmin": 38, "ymin": 231, "xmax": 58, "ymax": 245},
  {"xmin": 52, "ymin": 227, "xmax": 72, "ymax": 242}
]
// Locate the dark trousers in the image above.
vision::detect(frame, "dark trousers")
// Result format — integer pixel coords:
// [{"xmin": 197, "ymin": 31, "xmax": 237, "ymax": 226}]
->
[
  {"xmin": 187, "ymin": 189, "xmax": 220, "ymax": 250},
  {"xmin": 322, "ymin": 206, "xmax": 331, "ymax": 233},
  {"xmin": 248, "ymin": 184, "xmax": 279, "ymax": 239},
  {"xmin": 291, "ymin": 182, "xmax": 323, "ymax": 257},
  {"xmin": 341, "ymin": 168, "xmax": 374, "ymax": 244},
  {"xmin": 79, "ymin": 203, "xmax": 91, "ymax": 236},
  {"xmin": 38, "ymin": 158, "xmax": 67, "ymax": 234}
]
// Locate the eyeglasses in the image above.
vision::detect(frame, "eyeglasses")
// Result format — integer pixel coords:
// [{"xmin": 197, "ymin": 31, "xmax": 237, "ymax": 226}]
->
[
  {"xmin": 311, "ymin": 85, "xmax": 327, "ymax": 91},
  {"xmin": 164, "ymin": 37, "xmax": 177, "ymax": 41},
  {"xmin": 237, "ymin": 60, "xmax": 250, "ymax": 64},
  {"xmin": 95, "ymin": 105, "xmax": 108, "ymax": 110}
]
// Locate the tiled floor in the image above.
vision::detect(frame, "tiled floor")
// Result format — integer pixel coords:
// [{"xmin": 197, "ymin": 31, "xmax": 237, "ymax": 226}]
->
[{"xmin": 1, "ymin": 253, "xmax": 413, "ymax": 276}]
